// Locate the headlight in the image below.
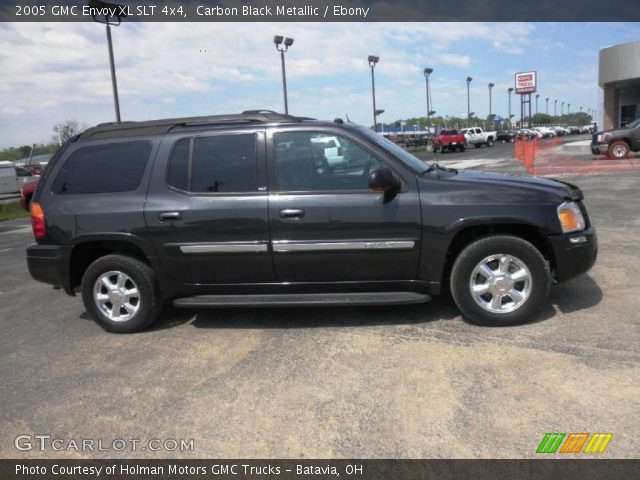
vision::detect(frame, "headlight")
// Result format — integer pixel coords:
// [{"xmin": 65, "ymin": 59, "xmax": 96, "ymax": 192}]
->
[
  {"xmin": 557, "ymin": 201, "xmax": 585, "ymax": 233},
  {"xmin": 595, "ymin": 134, "xmax": 608, "ymax": 142}
]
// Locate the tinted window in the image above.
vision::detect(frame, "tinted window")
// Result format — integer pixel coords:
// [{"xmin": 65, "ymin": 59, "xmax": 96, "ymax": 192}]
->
[
  {"xmin": 167, "ymin": 134, "xmax": 256, "ymax": 193},
  {"xmin": 52, "ymin": 141, "xmax": 151, "ymax": 194},
  {"xmin": 275, "ymin": 132, "xmax": 381, "ymax": 192},
  {"xmin": 167, "ymin": 138, "xmax": 190, "ymax": 191}
]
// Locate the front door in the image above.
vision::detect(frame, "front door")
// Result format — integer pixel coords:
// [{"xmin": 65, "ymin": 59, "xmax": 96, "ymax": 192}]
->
[{"xmin": 267, "ymin": 129, "xmax": 422, "ymax": 283}]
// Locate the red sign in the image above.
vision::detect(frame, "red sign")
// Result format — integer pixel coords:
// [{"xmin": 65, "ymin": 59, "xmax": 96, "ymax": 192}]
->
[{"xmin": 515, "ymin": 71, "xmax": 537, "ymax": 94}]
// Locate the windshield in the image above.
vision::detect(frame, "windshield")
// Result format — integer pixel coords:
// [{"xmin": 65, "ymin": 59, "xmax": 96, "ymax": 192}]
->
[
  {"xmin": 353, "ymin": 126, "xmax": 428, "ymax": 173},
  {"xmin": 626, "ymin": 118, "xmax": 640, "ymax": 129}
]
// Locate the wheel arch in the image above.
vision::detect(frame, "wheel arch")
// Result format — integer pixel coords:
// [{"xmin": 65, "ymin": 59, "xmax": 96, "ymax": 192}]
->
[
  {"xmin": 69, "ymin": 236, "xmax": 153, "ymax": 294},
  {"xmin": 441, "ymin": 223, "xmax": 555, "ymax": 290}
]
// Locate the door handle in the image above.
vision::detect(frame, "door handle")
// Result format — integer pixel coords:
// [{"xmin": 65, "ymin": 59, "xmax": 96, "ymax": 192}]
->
[
  {"xmin": 158, "ymin": 211, "xmax": 182, "ymax": 221},
  {"xmin": 279, "ymin": 209, "xmax": 305, "ymax": 219}
]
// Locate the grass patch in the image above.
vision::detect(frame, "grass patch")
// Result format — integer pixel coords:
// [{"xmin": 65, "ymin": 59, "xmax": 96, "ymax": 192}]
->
[{"xmin": 0, "ymin": 201, "xmax": 29, "ymax": 222}]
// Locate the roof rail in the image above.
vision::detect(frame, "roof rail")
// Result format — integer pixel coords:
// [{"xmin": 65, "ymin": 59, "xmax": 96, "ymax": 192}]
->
[{"xmin": 77, "ymin": 111, "xmax": 316, "ymax": 141}]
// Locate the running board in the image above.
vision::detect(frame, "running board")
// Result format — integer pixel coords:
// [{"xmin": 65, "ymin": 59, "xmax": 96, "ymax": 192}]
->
[{"xmin": 173, "ymin": 292, "xmax": 430, "ymax": 308}]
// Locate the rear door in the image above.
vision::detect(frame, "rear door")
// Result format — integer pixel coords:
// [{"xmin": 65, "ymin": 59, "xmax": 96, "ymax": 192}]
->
[
  {"xmin": 266, "ymin": 128, "xmax": 422, "ymax": 283},
  {"xmin": 144, "ymin": 130, "xmax": 274, "ymax": 285}
]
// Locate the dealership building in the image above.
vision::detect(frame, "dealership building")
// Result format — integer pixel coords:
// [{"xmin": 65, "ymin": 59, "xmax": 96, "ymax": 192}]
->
[{"xmin": 599, "ymin": 40, "xmax": 640, "ymax": 129}]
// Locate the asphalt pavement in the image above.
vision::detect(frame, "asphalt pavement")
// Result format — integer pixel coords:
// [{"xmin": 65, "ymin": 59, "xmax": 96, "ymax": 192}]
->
[{"xmin": 0, "ymin": 140, "xmax": 638, "ymax": 459}]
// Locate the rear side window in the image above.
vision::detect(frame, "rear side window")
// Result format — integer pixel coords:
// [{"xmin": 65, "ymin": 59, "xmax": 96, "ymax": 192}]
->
[
  {"xmin": 52, "ymin": 141, "xmax": 151, "ymax": 194},
  {"xmin": 167, "ymin": 134, "xmax": 256, "ymax": 193}
]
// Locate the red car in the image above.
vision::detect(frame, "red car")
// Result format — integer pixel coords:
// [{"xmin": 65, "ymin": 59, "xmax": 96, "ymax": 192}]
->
[
  {"xmin": 20, "ymin": 180, "xmax": 37, "ymax": 211},
  {"xmin": 432, "ymin": 129, "xmax": 467, "ymax": 153}
]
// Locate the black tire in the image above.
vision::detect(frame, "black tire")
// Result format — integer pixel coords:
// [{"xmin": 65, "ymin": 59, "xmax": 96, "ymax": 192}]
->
[
  {"xmin": 450, "ymin": 235, "xmax": 551, "ymax": 326},
  {"xmin": 459, "ymin": 144, "xmax": 466, "ymax": 152},
  {"xmin": 474, "ymin": 143, "xmax": 481, "ymax": 148},
  {"xmin": 486, "ymin": 138, "xmax": 494, "ymax": 147},
  {"xmin": 607, "ymin": 141, "xmax": 629, "ymax": 160},
  {"xmin": 81, "ymin": 254, "xmax": 163, "ymax": 333},
  {"xmin": 432, "ymin": 146, "xmax": 440, "ymax": 153}
]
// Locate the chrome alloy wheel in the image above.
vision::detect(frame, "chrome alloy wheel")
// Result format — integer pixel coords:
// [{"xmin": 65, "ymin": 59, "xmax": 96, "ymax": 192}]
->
[
  {"xmin": 611, "ymin": 143, "xmax": 628, "ymax": 158},
  {"xmin": 469, "ymin": 254, "xmax": 532, "ymax": 314},
  {"xmin": 93, "ymin": 271, "xmax": 140, "ymax": 322}
]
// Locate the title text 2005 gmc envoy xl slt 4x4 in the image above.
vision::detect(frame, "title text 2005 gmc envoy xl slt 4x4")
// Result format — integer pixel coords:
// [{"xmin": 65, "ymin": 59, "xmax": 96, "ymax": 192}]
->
[{"xmin": 26, "ymin": 111, "xmax": 597, "ymax": 332}]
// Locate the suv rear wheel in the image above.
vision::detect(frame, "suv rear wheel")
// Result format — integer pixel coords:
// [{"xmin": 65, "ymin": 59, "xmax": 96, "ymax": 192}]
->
[
  {"xmin": 607, "ymin": 140, "xmax": 629, "ymax": 159},
  {"xmin": 450, "ymin": 235, "xmax": 550, "ymax": 326},
  {"xmin": 81, "ymin": 254, "xmax": 162, "ymax": 333}
]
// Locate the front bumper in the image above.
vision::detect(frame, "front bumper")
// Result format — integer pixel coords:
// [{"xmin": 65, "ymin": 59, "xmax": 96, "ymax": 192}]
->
[
  {"xmin": 590, "ymin": 142, "xmax": 608, "ymax": 155},
  {"xmin": 26, "ymin": 243, "xmax": 75, "ymax": 295},
  {"xmin": 548, "ymin": 227, "xmax": 598, "ymax": 283}
]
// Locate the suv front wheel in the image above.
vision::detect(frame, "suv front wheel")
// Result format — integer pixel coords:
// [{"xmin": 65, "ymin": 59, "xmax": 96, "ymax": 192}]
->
[
  {"xmin": 81, "ymin": 254, "xmax": 163, "ymax": 333},
  {"xmin": 607, "ymin": 140, "xmax": 629, "ymax": 159},
  {"xmin": 450, "ymin": 235, "xmax": 551, "ymax": 326}
]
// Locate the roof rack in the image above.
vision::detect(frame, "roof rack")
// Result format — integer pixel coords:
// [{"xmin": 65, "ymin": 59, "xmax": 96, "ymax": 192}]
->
[{"xmin": 77, "ymin": 111, "xmax": 315, "ymax": 141}]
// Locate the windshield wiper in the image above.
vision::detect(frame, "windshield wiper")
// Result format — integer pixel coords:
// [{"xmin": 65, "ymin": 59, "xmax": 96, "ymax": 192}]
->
[{"xmin": 423, "ymin": 163, "xmax": 458, "ymax": 174}]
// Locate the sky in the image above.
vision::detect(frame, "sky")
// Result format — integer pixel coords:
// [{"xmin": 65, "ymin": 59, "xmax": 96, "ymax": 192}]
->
[{"xmin": 0, "ymin": 22, "xmax": 639, "ymax": 148}]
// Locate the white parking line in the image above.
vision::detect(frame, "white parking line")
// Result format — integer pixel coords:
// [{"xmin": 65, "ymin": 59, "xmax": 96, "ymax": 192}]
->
[
  {"xmin": 0, "ymin": 225, "xmax": 31, "ymax": 235},
  {"xmin": 0, "ymin": 248, "xmax": 14, "ymax": 253}
]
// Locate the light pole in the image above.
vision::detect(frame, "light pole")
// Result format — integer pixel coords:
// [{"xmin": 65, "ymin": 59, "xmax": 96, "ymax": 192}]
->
[
  {"xmin": 274, "ymin": 35, "xmax": 294, "ymax": 114},
  {"xmin": 89, "ymin": 0, "xmax": 126, "ymax": 123},
  {"xmin": 568, "ymin": 103, "xmax": 571, "ymax": 114},
  {"xmin": 535, "ymin": 94, "xmax": 540, "ymax": 114},
  {"xmin": 424, "ymin": 67, "xmax": 433, "ymax": 133},
  {"xmin": 466, "ymin": 76, "xmax": 473, "ymax": 123},
  {"xmin": 508, "ymin": 87, "xmax": 513, "ymax": 128},
  {"xmin": 546, "ymin": 97, "xmax": 549, "ymax": 115},
  {"xmin": 368, "ymin": 55, "xmax": 380, "ymax": 130},
  {"xmin": 488, "ymin": 82, "xmax": 494, "ymax": 119},
  {"xmin": 561, "ymin": 101, "xmax": 564, "ymax": 115}
]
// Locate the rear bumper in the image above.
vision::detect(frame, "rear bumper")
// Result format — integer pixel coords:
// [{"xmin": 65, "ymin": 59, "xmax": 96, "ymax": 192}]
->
[
  {"xmin": 548, "ymin": 227, "xmax": 598, "ymax": 283},
  {"xmin": 26, "ymin": 243, "xmax": 74, "ymax": 295}
]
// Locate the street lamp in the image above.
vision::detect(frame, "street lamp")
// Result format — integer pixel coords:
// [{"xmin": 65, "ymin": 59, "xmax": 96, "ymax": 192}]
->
[
  {"xmin": 274, "ymin": 35, "xmax": 294, "ymax": 114},
  {"xmin": 466, "ymin": 76, "xmax": 473, "ymax": 122},
  {"xmin": 535, "ymin": 94, "xmax": 540, "ymax": 114},
  {"xmin": 424, "ymin": 67, "xmax": 433, "ymax": 134},
  {"xmin": 546, "ymin": 97, "xmax": 549, "ymax": 115},
  {"xmin": 368, "ymin": 55, "xmax": 380, "ymax": 130},
  {"xmin": 508, "ymin": 87, "xmax": 514, "ymax": 128},
  {"xmin": 89, "ymin": 0, "xmax": 126, "ymax": 123},
  {"xmin": 488, "ymin": 82, "xmax": 494, "ymax": 119}
]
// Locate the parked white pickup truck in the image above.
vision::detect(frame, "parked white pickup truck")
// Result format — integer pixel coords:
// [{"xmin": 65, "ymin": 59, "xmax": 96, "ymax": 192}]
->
[{"xmin": 460, "ymin": 127, "xmax": 496, "ymax": 148}]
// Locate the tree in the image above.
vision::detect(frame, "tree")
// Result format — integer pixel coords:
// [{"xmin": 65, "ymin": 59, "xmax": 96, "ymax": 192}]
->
[
  {"xmin": 531, "ymin": 113, "xmax": 553, "ymax": 125},
  {"xmin": 52, "ymin": 120, "xmax": 86, "ymax": 144}
]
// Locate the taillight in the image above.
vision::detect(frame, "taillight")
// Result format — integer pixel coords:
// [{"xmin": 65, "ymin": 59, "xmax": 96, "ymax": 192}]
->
[{"xmin": 30, "ymin": 202, "xmax": 46, "ymax": 239}]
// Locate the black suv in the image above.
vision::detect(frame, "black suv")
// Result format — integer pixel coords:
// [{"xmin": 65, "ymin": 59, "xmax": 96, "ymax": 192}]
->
[
  {"xmin": 590, "ymin": 118, "xmax": 640, "ymax": 159},
  {"xmin": 27, "ymin": 111, "xmax": 597, "ymax": 332}
]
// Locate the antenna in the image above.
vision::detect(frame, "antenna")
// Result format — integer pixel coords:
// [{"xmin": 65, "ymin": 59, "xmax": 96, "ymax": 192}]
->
[{"xmin": 345, "ymin": 113, "xmax": 351, "ymax": 122}]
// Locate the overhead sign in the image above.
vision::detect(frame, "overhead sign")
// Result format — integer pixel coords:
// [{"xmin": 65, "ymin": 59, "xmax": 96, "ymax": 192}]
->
[{"xmin": 515, "ymin": 71, "xmax": 537, "ymax": 94}]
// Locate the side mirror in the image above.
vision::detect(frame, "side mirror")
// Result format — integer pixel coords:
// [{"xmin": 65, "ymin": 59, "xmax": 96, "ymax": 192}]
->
[{"xmin": 369, "ymin": 167, "xmax": 401, "ymax": 193}]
